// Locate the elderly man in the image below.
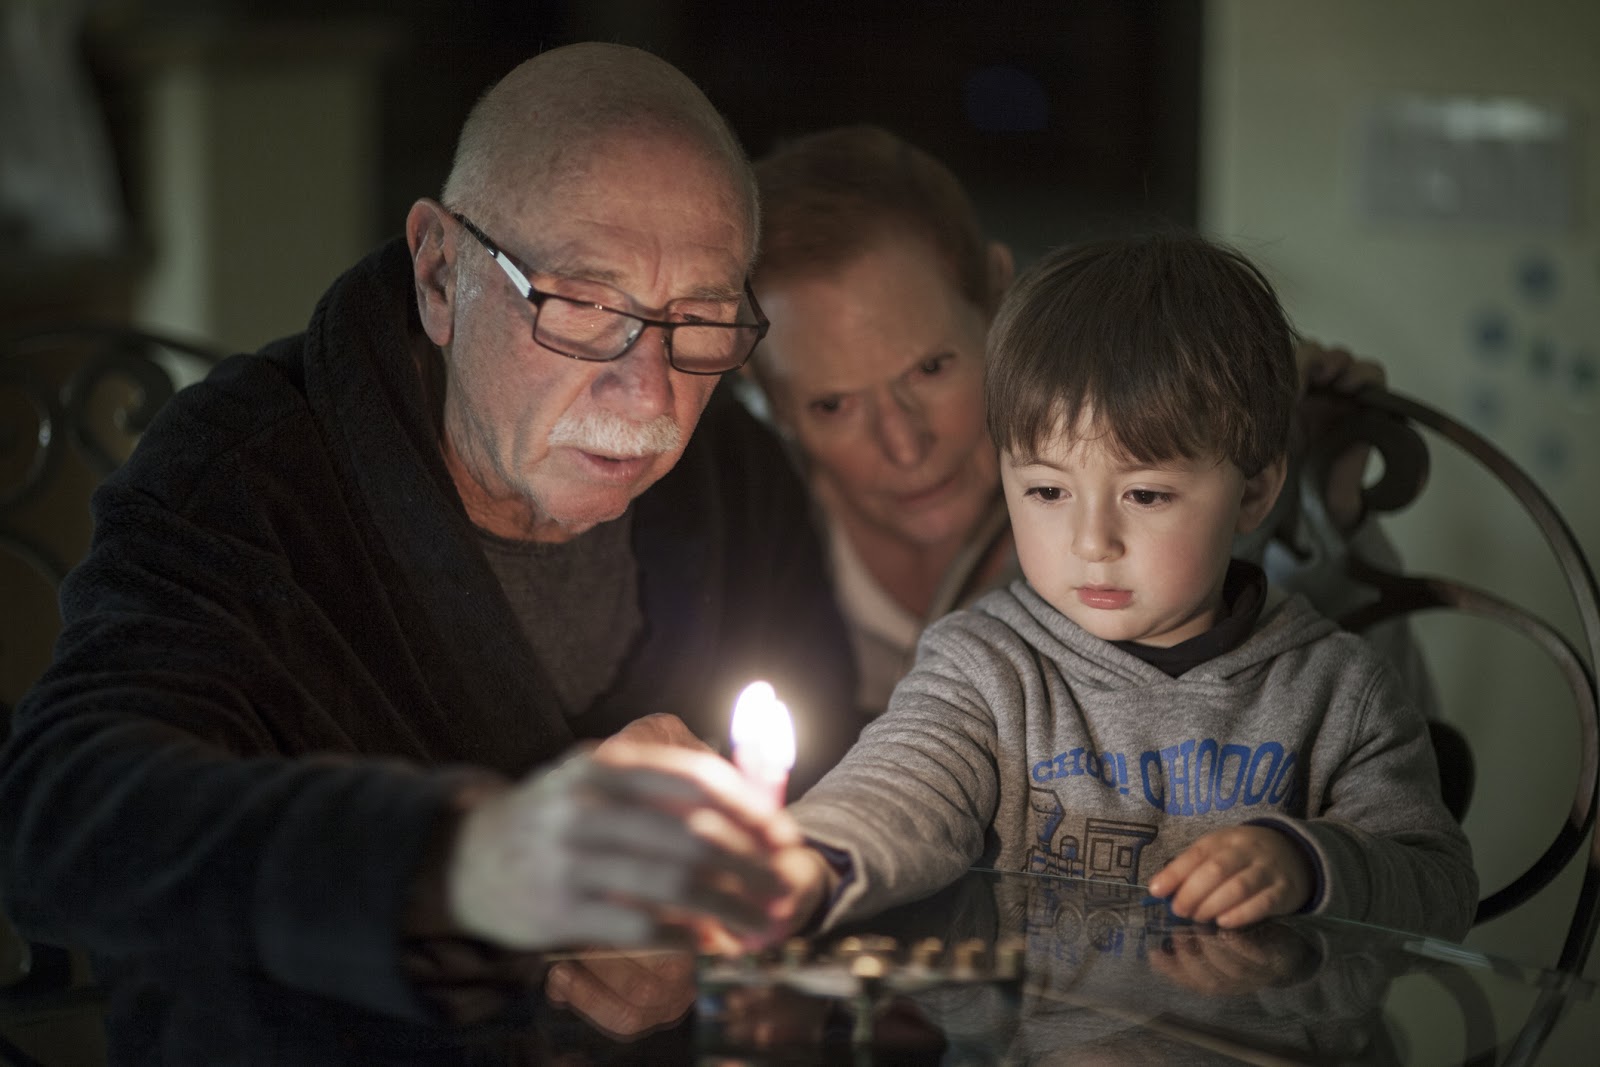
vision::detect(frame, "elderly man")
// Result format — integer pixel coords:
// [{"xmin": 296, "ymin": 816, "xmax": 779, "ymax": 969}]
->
[{"xmin": 0, "ymin": 43, "xmax": 851, "ymax": 1059}]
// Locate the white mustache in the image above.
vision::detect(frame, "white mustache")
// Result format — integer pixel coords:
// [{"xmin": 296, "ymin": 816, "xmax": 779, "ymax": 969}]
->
[{"xmin": 548, "ymin": 410, "xmax": 682, "ymax": 457}]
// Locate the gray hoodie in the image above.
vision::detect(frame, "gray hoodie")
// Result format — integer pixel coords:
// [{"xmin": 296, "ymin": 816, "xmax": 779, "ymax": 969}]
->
[{"xmin": 793, "ymin": 581, "xmax": 1476, "ymax": 941}]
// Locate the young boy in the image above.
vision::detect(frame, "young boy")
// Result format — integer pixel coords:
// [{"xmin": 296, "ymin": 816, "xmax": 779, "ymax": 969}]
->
[{"xmin": 781, "ymin": 232, "xmax": 1476, "ymax": 940}]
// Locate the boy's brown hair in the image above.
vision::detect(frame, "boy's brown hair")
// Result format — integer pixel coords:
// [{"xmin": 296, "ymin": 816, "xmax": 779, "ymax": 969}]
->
[
  {"xmin": 752, "ymin": 124, "xmax": 992, "ymax": 310},
  {"xmin": 985, "ymin": 232, "xmax": 1298, "ymax": 476}
]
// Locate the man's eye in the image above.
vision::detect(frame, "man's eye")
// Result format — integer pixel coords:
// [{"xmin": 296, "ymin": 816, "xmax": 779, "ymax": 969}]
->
[
  {"xmin": 539, "ymin": 275, "xmax": 624, "ymax": 308},
  {"xmin": 669, "ymin": 300, "xmax": 737, "ymax": 325},
  {"xmin": 1025, "ymin": 486, "xmax": 1062, "ymax": 503},
  {"xmin": 1128, "ymin": 489, "xmax": 1172, "ymax": 506}
]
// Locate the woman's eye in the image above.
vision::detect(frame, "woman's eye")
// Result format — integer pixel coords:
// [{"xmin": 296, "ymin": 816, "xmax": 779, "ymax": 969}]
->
[
  {"xmin": 1128, "ymin": 489, "xmax": 1172, "ymax": 506},
  {"xmin": 915, "ymin": 355, "xmax": 951, "ymax": 377},
  {"xmin": 809, "ymin": 396, "xmax": 844, "ymax": 417},
  {"xmin": 1025, "ymin": 486, "xmax": 1062, "ymax": 503}
]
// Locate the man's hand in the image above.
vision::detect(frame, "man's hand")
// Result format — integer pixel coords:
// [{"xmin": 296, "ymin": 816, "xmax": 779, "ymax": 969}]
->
[
  {"xmin": 446, "ymin": 741, "xmax": 800, "ymax": 951},
  {"xmin": 1146, "ymin": 825, "xmax": 1313, "ymax": 928},
  {"xmin": 595, "ymin": 717, "xmax": 837, "ymax": 942},
  {"xmin": 542, "ymin": 841, "xmax": 831, "ymax": 1040},
  {"xmin": 1294, "ymin": 339, "xmax": 1387, "ymax": 531},
  {"xmin": 601, "ymin": 712, "xmax": 715, "ymax": 753}
]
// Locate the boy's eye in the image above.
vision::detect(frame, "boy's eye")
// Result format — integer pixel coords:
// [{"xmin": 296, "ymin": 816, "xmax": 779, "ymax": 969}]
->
[
  {"xmin": 1024, "ymin": 486, "xmax": 1063, "ymax": 503},
  {"xmin": 1128, "ymin": 489, "xmax": 1172, "ymax": 506}
]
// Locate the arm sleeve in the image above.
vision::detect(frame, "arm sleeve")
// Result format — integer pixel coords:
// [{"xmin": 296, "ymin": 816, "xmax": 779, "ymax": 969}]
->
[
  {"xmin": 397, "ymin": 782, "xmax": 551, "ymax": 1024},
  {"xmin": 789, "ymin": 621, "xmax": 1006, "ymax": 927},
  {"xmin": 0, "ymin": 494, "xmax": 473, "ymax": 1022},
  {"xmin": 1251, "ymin": 664, "xmax": 1477, "ymax": 940}
]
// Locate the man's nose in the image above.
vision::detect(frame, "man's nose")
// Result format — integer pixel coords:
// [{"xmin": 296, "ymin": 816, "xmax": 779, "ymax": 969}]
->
[
  {"xmin": 601, "ymin": 326, "xmax": 674, "ymax": 418},
  {"xmin": 872, "ymin": 389, "xmax": 932, "ymax": 468},
  {"xmin": 1071, "ymin": 503, "xmax": 1123, "ymax": 562}
]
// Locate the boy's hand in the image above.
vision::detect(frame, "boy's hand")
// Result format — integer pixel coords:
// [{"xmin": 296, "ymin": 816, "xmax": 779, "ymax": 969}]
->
[
  {"xmin": 1146, "ymin": 826, "xmax": 1313, "ymax": 928},
  {"xmin": 764, "ymin": 843, "xmax": 838, "ymax": 943},
  {"xmin": 689, "ymin": 840, "xmax": 838, "ymax": 951}
]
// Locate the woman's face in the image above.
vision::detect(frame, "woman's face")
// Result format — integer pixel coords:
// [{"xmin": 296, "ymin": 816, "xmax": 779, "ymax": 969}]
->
[{"xmin": 756, "ymin": 234, "xmax": 999, "ymax": 552}]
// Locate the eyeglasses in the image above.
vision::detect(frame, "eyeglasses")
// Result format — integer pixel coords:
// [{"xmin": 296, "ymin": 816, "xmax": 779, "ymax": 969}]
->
[{"xmin": 452, "ymin": 213, "xmax": 768, "ymax": 375}]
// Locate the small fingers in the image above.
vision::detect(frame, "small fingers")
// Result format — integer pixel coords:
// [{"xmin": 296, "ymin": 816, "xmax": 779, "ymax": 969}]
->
[
  {"xmin": 1170, "ymin": 865, "xmax": 1251, "ymax": 922},
  {"xmin": 1214, "ymin": 866, "xmax": 1312, "ymax": 928},
  {"xmin": 692, "ymin": 917, "xmax": 746, "ymax": 956},
  {"xmin": 1210, "ymin": 885, "xmax": 1280, "ymax": 929},
  {"xmin": 1146, "ymin": 847, "xmax": 1204, "ymax": 898},
  {"xmin": 1151, "ymin": 826, "xmax": 1314, "ymax": 926},
  {"xmin": 1149, "ymin": 836, "xmax": 1244, "ymax": 917}
]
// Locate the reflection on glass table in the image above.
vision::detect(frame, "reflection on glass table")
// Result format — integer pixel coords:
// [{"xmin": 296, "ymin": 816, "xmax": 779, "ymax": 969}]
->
[
  {"xmin": 694, "ymin": 868, "xmax": 1595, "ymax": 1066},
  {"xmin": 7, "ymin": 868, "xmax": 1591, "ymax": 1065}
]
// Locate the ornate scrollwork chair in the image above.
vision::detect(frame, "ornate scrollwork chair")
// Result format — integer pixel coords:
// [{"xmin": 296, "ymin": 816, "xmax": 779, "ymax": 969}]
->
[
  {"xmin": 1292, "ymin": 387, "xmax": 1598, "ymax": 1067},
  {"xmin": 1, "ymin": 324, "xmax": 221, "ymax": 1065},
  {"xmin": 1293, "ymin": 387, "xmax": 1598, "ymax": 976}
]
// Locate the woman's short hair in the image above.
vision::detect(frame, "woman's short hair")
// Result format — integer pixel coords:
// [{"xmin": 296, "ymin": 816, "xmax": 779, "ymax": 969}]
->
[
  {"xmin": 985, "ymin": 231, "xmax": 1298, "ymax": 477},
  {"xmin": 753, "ymin": 124, "xmax": 991, "ymax": 311}
]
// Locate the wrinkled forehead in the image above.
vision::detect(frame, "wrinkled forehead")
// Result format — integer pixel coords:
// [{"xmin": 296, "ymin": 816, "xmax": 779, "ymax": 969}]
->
[{"xmin": 502, "ymin": 123, "xmax": 756, "ymax": 260}]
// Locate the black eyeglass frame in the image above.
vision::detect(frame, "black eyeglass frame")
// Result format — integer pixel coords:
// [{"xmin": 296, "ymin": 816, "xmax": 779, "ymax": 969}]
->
[{"xmin": 452, "ymin": 212, "xmax": 768, "ymax": 375}]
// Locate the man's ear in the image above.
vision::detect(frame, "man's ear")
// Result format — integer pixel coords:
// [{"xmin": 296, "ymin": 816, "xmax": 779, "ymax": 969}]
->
[
  {"xmin": 1237, "ymin": 454, "xmax": 1289, "ymax": 535},
  {"xmin": 406, "ymin": 198, "xmax": 456, "ymax": 347},
  {"xmin": 985, "ymin": 240, "xmax": 1015, "ymax": 315}
]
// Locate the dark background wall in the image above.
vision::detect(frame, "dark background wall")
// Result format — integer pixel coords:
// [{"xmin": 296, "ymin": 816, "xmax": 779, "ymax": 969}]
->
[{"xmin": 91, "ymin": 0, "xmax": 1201, "ymax": 268}]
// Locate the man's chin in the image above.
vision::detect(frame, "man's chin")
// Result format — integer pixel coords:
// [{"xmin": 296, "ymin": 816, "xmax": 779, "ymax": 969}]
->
[
  {"xmin": 533, "ymin": 480, "xmax": 655, "ymax": 541},
  {"xmin": 543, "ymin": 504, "xmax": 629, "ymax": 540}
]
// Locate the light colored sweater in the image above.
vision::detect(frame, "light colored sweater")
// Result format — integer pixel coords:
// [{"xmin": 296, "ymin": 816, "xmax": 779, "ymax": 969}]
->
[{"xmin": 793, "ymin": 581, "xmax": 1476, "ymax": 941}]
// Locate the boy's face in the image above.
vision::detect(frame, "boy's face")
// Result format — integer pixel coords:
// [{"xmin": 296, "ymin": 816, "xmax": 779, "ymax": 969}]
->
[{"xmin": 1000, "ymin": 418, "xmax": 1285, "ymax": 647}]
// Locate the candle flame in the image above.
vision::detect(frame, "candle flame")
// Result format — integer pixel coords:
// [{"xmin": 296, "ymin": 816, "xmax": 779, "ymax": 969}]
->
[{"xmin": 731, "ymin": 680, "xmax": 795, "ymax": 775}]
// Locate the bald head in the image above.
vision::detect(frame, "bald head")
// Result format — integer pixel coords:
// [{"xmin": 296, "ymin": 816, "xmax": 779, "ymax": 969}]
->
[{"xmin": 442, "ymin": 43, "xmax": 758, "ymax": 259}]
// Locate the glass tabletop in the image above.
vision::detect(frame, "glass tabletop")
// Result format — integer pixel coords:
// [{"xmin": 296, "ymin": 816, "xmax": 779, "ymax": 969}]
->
[
  {"xmin": 4, "ymin": 868, "xmax": 1592, "ymax": 1065},
  {"xmin": 694, "ymin": 868, "xmax": 1596, "ymax": 1066}
]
